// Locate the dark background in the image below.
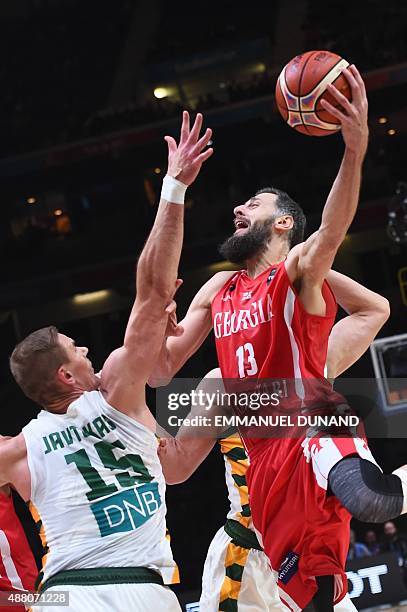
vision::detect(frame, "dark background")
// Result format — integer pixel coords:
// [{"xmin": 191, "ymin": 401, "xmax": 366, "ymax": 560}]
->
[{"xmin": 0, "ymin": 0, "xmax": 406, "ymax": 595}]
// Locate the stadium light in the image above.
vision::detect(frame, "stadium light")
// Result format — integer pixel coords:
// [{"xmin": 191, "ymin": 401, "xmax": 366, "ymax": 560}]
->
[{"xmin": 154, "ymin": 87, "xmax": 169, "ymax": 99}]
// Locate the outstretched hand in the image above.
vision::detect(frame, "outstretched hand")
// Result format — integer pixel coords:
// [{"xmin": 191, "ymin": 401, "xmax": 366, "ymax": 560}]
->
[
  {"xmin": 165, "ymin": 111, "xmax": 213, "ymax": 186},
  {"xmin": 320, "ymin": 65, "xmax": 369, "ymax": 158}
]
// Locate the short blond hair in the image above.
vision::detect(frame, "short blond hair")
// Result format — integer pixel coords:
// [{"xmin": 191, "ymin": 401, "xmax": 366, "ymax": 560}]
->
[{"xmin": 10, "ymin": 326, "xmax": 68, "ymax": 406}]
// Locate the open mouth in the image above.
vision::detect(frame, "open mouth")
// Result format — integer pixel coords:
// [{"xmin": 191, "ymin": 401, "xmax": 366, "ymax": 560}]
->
[{"xmin": 234, "ymin": 218, "xmax": 250, "ymax": 232}]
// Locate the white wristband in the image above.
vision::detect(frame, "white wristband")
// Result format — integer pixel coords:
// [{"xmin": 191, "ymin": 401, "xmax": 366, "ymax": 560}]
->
[{"xmin": 161, "ymin": 175, "xmax": 187, "ymax": 205}]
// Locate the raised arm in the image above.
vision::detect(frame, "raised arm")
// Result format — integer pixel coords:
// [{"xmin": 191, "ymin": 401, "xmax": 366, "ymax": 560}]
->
[
  {"xmin": 158, "ymin": 368, "xmax": 230, "ymax": 484},
  {"xmin": 101, "ymin": 112, "xmax": 213, "ymax": 412},
  {"xmin": 286, "ymin": 65, "xmax": 369, "ymax": 312},
  {"xmin": 326, "ymin": 271, "xmax": 390, "ymax": 378},
  {"xmin": 148, "ymin": 271, "xmax": 235, "ymax": 387}
]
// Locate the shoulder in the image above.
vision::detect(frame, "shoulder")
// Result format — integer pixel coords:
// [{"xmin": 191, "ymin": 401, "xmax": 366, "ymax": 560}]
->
[
  {"xmin": 0, "ymin": 434, "xmax": 27, "ymax": 481},
  {"xmin": 194, "ymin": 271, "xmax": 237, "ymax": 307},
  {"xmin": 207, "ymin": 271, "xmax": 237, "ymax": 293},
  {"xmin": 0, "ymin": 434, "xmax": 26, "ymax": 457}
]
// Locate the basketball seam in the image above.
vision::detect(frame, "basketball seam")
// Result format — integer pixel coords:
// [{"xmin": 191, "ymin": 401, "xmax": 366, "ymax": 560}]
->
[
  {"xmin": 316, "ymin": 68, "xmax": 350, "ymax": 125},
  {"xmin": 297, "ymin": 52, "xmax": 315, "ymax": 136},
  {"xmin": 314, "ymin": 58, "xmax": 348, "ymax": 125}
]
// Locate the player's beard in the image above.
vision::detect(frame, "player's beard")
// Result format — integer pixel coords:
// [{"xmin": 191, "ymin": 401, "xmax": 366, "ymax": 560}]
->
[{"xmin": 218, "ymin": 218, "xmax": 274, "ymax": 265}]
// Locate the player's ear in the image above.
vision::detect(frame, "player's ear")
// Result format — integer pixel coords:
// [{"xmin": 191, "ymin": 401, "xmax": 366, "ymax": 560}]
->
[
  {"xmin": 274, "ymin": 214, "xmax": 294, "ymax": 235},
  {"xmin": 56, "ymin": 366, "xmax": 75, "ymax": 386}
]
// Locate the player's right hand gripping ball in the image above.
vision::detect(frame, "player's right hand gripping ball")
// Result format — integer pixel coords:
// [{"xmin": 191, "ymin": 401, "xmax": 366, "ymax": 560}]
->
[{"xmin": 275, "ymin": 50, "xmax": 351, "ymax": 136}]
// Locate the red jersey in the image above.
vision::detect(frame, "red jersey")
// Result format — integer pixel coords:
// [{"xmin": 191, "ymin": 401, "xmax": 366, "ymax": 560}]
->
[
  {"xmin": 0, "ymin": 491, "xmax": 37, "ymax": 612},
  {"xmin": 212, "ymin": 262, "xmax": 336, "ymax": 383},
  {"xmin": 212, "ymin": 262, "xmax": 337, "ymax": 453},
  {"xmin": 211, "ymin": 262, "xmax": 372, "ymax": 609}
]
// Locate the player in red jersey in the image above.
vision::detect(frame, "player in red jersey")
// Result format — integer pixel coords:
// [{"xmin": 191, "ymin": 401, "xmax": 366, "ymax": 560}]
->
[
  {"xmin": 152, "ymin": 65, "xmax": 407, "ymax": 611},
  {"xmin": 0, "ymin": 485, "xmax": 37, "ymax": 612},
  {"xmin": 158, "ymin": 273, "xmax": 390, "ymax": 612},
  {"xmin": 149, "ymin": 65, "xmax": 400, "ymax": 610}
]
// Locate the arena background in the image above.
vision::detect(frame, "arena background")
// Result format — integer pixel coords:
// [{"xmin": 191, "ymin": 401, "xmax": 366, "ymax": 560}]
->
[{"xmin": 0, "ymin": 0, "xmax": 406, "ymax": 609}]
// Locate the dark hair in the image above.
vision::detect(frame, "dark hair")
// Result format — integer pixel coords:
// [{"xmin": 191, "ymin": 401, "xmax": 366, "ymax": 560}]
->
[
  {"xmin": 10, "ymin": 326, "xmax": 67, "ymax": 406},
  {"xmin": 255, "ymin": 187, "xmax": 306, "ymax": 248}
]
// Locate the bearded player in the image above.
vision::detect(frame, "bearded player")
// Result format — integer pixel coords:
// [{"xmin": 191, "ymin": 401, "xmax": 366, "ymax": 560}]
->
[
  {"xmin": 149, "ymin": 66, "xmax": 406, "ymax": 610},
  {"xmin": 0, "ymin": 111, "xmax": 213, "ymax": 612},
  {"xmin": 199, "ymin": 274, "xmax": 390, "ymax": 612},
  {"xmin": 158, "ymin": 273, "xmax": 390, "ymax": 612}
]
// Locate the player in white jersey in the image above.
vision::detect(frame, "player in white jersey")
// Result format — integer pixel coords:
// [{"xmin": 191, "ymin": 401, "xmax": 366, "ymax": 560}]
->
[
  {"xmin": 0, "ymin": 111, "xmax": 213, "ymax": 612},
  {"xmin": 159, "ymin": 274, "xmax": 390, "ymax": 612}
]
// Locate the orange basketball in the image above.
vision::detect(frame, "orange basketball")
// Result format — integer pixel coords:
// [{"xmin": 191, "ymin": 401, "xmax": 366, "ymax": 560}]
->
[{"xmin": 275, "ymin": 50, "xmax": 352, "ymax": 136}]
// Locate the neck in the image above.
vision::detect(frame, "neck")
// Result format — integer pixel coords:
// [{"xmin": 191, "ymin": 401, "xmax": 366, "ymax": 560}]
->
[
  {"xmin": 45, "ymin": 388, "xmax": 85, "ymax": 414},
  {"xmin": 245, "ymin": 240, "xmax": 289, "ymax": 278}
]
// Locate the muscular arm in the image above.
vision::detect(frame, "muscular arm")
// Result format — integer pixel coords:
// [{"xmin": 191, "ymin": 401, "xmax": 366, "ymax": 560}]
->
[
  {"xmin": 158, "ymin": 368, "xmax": 230, "ymax": 484},
  {"xmin": 286, "ymin": 66, "xmax": 369, "ymax": 315},
  {"xmin": 101, "ymin": 112, "xmax": 213, "ymax": 413},
  {"xmin": 148, "ymin": 272, "xmax": 235, "ymax": 387},
  {"xmin": 326, "ymin": 271, "xmax": 390, "ymax": 378}
]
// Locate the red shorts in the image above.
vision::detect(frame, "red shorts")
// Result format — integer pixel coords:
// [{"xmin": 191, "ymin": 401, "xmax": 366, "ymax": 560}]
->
[{"xmin": 246, "ymin": 435, "xmax": 378, "ymax": 610}]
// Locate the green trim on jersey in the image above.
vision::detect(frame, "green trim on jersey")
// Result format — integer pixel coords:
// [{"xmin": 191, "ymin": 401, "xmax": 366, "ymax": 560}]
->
[{"xmin": 39, "ymin": 567, "xmax": 164, "ymax": 592}]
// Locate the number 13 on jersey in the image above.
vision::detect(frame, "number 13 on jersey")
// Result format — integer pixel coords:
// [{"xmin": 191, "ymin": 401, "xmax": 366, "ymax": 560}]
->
[{"xmin": 236, "ymin": 343, "xmax": 258, "ymax": 378}]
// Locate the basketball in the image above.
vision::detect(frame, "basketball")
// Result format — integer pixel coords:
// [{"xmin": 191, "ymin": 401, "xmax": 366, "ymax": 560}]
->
[{"xmin": 275, "ymin": 50, "xmax": 352, "ymax": 136}]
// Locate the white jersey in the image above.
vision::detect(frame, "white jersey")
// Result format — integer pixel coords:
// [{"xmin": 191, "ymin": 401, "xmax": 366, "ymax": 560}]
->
[{"xmin": 22, "ymin": 390, "xmax": 178, "ymax": 588}]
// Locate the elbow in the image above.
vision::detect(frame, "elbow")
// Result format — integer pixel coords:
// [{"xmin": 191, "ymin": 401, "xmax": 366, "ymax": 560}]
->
[
  {"xmin": 364, "ymin": 297, "xmax": 390, "ymax": 332},
  {"xmin": 376, "ymin": 297, "xmax": 391, "ymax": 323}
]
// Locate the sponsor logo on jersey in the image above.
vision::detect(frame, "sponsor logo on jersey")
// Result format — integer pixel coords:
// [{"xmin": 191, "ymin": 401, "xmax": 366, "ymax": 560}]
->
[
  {"xmin": 91, "ymin": 482, "xmax": 161, "ymax": 537},
  {"xmin": 278, "ymin": 551, "xmax": 300, "ymax": 584},
  {"xmin": 241, "ymin": 291, "xmax": 252, "ymax": 301}
]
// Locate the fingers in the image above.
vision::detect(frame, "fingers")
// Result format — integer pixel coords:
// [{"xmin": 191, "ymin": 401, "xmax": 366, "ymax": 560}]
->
[
  {"xmin": 179, "ymin": 110, "xmax": 190, "ymax": 145},
  {"xmin": 165, "ymin": 300, "xmax": 176, "ymax": 315},
  {"xmin": 167, "ymin": 278, "xmax": 183, "ymax": 303},
  {"xmin": 320, "ymin": 99, "xmax": 347, "ymax": 123},
  {"xmin": 164, "ymin": 135, "xmax": 177, "ymax": 154},
  {"xmin": 157, "ymin": 438, "xmax": 167, "ymax": 453},
  {"xmin": 172, "ymin": 324, "xmax": 184, "ymax": 337},
  {"xmin": 196, "ymin": 147, "xmax": 214, "ymax": 164},
  {"xmin": 341, "ymin": 65, "xmax": 363, "ymax": 107},
  {"xmin": 175, "ymin": 278, "xmax": 183, "ymax": 292},
  {"xmin": 349, "ymin": 64, "xmax": 367, "ymax": 99},
  {"xmin": 188, "ymin": 112, "xmax": 203, "ymax": 143},
  {"xmin": 191, "ymin": 127, "xmax": 212, "ymax": 156},
  {"xmin": 326, "ymin": 84, "xmax": 357, "ymax": 119}
]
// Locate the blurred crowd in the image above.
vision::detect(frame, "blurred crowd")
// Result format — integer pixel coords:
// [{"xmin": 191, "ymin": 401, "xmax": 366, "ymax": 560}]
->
[
  {"xmin": 84, "ymin": 70, "xmax": 271, "ymax": 138},
  {"xmin": 146, "ymin": 0, "xmax": 277, "ymax": 62},
  {"xmin": 348, "ymin": 522, "xmax": 407, "ymax": 585},
  {"xmin": 304, "ymin": 0, "xmax": 407, "ymax": 70},
  {"xmin": 0, "ymin": 0, "xmax": 405, "ymax": 158}
]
